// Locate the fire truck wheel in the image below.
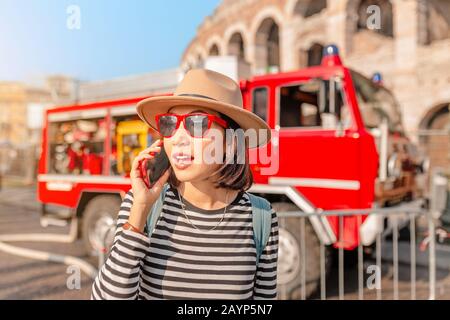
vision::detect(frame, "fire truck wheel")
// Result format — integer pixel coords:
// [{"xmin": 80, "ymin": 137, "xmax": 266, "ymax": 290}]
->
[
  {"xmin": 271, "ymin": 202, "xmax": 331, "ymax": 299},
  {"xmin": 81, "ymin": 195, "xmax": 121, "ymax": 256}
]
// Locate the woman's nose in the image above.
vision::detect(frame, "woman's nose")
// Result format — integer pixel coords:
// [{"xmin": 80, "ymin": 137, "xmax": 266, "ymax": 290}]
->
[{"xmin": 171, "ymin": 122, "xmax": 190, "ymax": 146}]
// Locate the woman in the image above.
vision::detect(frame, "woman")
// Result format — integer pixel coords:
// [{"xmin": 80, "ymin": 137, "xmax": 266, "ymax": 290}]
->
[{"xmin": 92, "ymin": 69, "xmax": 278, "ymax": 300}]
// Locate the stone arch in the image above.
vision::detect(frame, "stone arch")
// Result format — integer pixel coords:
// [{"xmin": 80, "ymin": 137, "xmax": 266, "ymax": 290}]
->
[
  {"xmin": 254, "ymin": 18, "xmax": 280, "ymax": 74},
  {"xmin": 224, "ymin": 23, "xmax": 249, "ymax": 61},
  {"xmin": 297, "ymin": 42, "xmax": 325, "ymax": 68},
  {"xmin": 205, "ymin": 35, "xmax": 225, "ymax": 57},
  {"xmin": 250, "ymin": 7, "xmax": 284, "ymax": 75},
  {"xmin": 293, "ymin": 0, "xmax": 327, "ymax": 18},
  {"xmin": 419, "ymin": 102, "xmax": 449, "ymax": 170},
  {"xmin": 181, "ymin": 41, "xmax": 207, "ymax": 70},
  {"xmin": 419, "ymin": 102, "xmax": 450, "ymax": 130},
  {"xmin": 195, "ymin": 54, "xmax": 204, "ymax": 68},
  {"xmin": 227, "ymin": 32, "xmax": 246, "ymax": 60},
  {"xmin": 249, "ymin": 7, "xmax": 285, "ymax": 74},
  {"xmin": 196, "ymin": 46, "xmax": 207, "ymax": 60},
  {"xmin": 250, "ymin": 6, "xmax": 285, "ymax": 36},
  {"xmin": 419, "ymin": 0, "xmax": 450, "ymax": 45},
  {"xmin": 294, "ymin": 34, "xmax": 327, "ymax": 68},
  {"xmin": 196, "ymin": 47, "xmax": 207, "ymax": 66},
  {"xmin": 306, "ymin": 43, "xmax": 324, "ymax": 66},
  {"xmin": 208, "ymin": 44, "xmax": 220, "ymax": 56},
  {"xmin": 285, "ymin": 0, "xmax": 327, "ymax": 20}
]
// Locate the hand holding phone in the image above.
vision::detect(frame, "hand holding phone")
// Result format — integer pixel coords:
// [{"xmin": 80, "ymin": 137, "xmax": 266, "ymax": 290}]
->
[
  {"xmin": 129, "ymin": 140, "xmax": 170, "ymax": 207},
  {"xmin": 139, "ymin": 147, "xmax": 170, "ymax": 189}
]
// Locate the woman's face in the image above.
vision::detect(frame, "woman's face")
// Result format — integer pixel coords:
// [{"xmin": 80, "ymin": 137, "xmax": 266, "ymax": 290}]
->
[{"xmin": 162, "ymin": 105, "xmax": 226, "ymax": 185}]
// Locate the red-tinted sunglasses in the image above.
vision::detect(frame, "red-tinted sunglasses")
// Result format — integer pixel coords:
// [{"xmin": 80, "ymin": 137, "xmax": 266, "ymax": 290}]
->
[{"xmin": 155, "ymin": 113, "xmax": 228, "ymax": 138}]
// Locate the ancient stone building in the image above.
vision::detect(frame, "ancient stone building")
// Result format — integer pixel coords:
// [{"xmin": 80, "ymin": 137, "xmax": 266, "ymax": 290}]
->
[
  {"xmin": 0, "ymin": 83, "xmax": 28, "ymax": 146},
  {"xmin": 181, "ymin": 0, "xmax": 450, "ymax": 170},
  {"xmin": 0, "ymin": 76, "xmax": 74, "ymax": 180}
]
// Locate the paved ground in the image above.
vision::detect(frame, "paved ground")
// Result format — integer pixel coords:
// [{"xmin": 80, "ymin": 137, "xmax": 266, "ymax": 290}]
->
[
  {"xmin": 0, "ymin": 186, "xmax": 95, "ymax": 300},
  {"xmin": 0, "ymin": 184, "xmax": 449, "ymax": 300}
]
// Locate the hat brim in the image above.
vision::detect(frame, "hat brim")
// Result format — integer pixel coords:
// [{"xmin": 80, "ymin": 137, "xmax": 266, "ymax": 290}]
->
[{"xmin": 136, "ymin": 95, "xmax": 271, "ymax": 148}]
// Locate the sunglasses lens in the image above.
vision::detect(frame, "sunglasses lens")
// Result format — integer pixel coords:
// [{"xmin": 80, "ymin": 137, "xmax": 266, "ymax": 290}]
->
[
  {"xmin": 185, "ymin": 115, "xmax": 209, "ymax": 137},
  {"xmin": 158, "ymin": 115, "xmax": 178, "ymax": 137}
]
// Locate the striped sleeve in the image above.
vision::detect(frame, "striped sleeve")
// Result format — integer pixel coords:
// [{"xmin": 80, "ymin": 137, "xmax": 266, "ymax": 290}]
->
[
  {"xmin": 253, "ymin": 207, "xmax": 279, "ymax": 299},
  {"xmin": 91, "ymin": 189, "xmax": 150, "ymax": 300}
]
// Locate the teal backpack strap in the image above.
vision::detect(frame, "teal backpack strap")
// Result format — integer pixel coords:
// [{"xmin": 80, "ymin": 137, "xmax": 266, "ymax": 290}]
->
[
  {"xmin": 145, "ymin": 184, "xmax": 169, "ymax": 236},
  {"xmin": 248, "ymin": 193, "xmax": 272, "ymax": 265}
]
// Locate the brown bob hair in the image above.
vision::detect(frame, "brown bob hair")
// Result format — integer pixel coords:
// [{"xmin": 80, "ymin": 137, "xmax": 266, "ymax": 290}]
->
[{"xmin": 167, "ymin": 112, "xmax": 253, "ymax": 191}]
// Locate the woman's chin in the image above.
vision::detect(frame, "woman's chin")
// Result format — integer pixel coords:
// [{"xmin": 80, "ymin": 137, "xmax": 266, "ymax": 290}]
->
[
  {"xmin": 173, "ymin": 169, "xmax": 200, "ymax": 183},
  {"xmin": 173, "ymin": 166, "xmax": 217, "ymax": 184}
]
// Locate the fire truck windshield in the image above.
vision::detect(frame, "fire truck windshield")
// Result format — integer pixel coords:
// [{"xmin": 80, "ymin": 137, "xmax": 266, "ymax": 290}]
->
[{"xmin": 350, "ymin": 70, "xmax": 404, "ymax": 133}]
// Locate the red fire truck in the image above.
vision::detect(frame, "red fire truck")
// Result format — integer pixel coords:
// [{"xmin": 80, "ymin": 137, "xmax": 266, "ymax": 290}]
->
[{"xmin": 37, "ymin": 45, "xmax": 425, "ymax": 298}]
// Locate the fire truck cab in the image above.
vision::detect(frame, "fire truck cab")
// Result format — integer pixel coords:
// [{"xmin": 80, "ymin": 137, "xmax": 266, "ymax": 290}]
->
[{"xmin": 37, "ymin": 45, "xmax": 426, "ymax": 299}]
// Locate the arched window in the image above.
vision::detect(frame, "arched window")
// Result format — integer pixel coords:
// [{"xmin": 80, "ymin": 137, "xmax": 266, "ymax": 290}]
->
[
  {"xmin": 195, "ymin": 54, "xmax": 204, "ymax": 68},
  {"xmin": 307, "ymin": 43, "xmax": 324, "ymax": 66},
  {"xmin": 208, "ymin": 44, "xmax": 220, "ymax": 56},
  {"xmin": 419, "ymin": 103, "xmax": 449, "ymax": 170},
  {"xmin": 228, "ymin": 32, "xmax": 245, "ymax": 60},
  {"xmin": 255, "ymin": 18, "xmax": 280, "ymax": 74},
  {"xmin": 293, "ymin": 0, "xmax": 327, "ymax": 18},
  {"xmin": 421, "ymin": 0, "xmax": 450, "ymax": 44},
  {"xmin": 298, "ymin": 43, "xmax": 324, "ymax": 68}
]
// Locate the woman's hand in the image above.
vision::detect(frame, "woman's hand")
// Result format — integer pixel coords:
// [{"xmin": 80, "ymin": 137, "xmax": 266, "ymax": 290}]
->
[{"xmin": 128, "ymin": 139, "xmax": 170, "ymax": 231}]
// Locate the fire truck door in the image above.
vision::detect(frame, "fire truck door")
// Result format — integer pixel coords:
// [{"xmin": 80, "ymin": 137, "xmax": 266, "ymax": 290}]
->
[{"xmin": 273, "ymin": 78, "xmax": 362, "ymax": 210}]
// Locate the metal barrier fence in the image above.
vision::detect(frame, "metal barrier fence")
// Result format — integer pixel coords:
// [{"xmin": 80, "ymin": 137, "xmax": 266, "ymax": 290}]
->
[
  {"xmin": 0, "ymin": 143, "xmax": 38, "ymax": 185},
  {"xmin": 276, "ymin": 169, "xmax": 448, "ymax": 300}
]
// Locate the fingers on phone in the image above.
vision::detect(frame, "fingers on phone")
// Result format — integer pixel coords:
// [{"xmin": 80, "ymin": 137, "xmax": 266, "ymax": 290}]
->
[
  {"xmin": 139, "ymin": 145, "xmax": 161, "ymax": 157},
  {"xmin": 154, "ymin": 169, "xmax": 170, "ymax": 189},
  {"xmin": 132, "ymin": 154, "xmax": 149, "ymax": 173},
  {"xmin": 137, "ymin": 139, "xmax": 163, "ymax": 158},
  {"xmin": 147, "ymin": 139, "xmax": 163, "ymax": 150},
  {"xmin": 137, "ymin": 157, "xmax": 147, "ymax": 172}
]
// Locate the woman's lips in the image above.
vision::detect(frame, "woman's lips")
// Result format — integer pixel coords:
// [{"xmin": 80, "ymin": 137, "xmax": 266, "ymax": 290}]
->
[{"xmin": 172, "ymin": 152, "xmax": 194, "ymax": 169}]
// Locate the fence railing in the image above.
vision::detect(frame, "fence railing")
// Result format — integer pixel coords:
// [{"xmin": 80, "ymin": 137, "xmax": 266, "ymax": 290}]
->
[
  {"xmin": 0, "ymin": 144, "xmax": 38, "ymax": 185},
  {"xmin": 276, "ymin": 169, "xmax": 448, "ymax": 300}
]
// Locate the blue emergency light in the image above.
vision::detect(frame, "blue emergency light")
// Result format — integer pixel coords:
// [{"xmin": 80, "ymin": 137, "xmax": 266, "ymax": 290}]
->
[
  {"xmin": 323, "ymin": 44, "xmax": 339, "ymax": 57},
  {"xmin": 321, "ymin": 44, "xmax": 342, "ymax": 66},
  {"xmin": 372, "ymin": 72, "xmax": 383, "ymax": 84}
]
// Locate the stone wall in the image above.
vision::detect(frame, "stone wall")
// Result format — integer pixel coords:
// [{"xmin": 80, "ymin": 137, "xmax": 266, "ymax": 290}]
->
[{"xmin": 181, "ymin": 0, "xmax": 450, "ymax": 169}]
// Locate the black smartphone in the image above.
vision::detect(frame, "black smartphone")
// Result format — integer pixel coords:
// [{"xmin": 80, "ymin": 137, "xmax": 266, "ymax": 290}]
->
[{"xmin": 139, "ymin": 147, "xmax": 170, "ymax": 189}]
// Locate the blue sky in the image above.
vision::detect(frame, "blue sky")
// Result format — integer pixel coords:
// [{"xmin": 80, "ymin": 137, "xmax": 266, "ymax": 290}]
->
[{"xmin": 0, "ymin": 0, "xmax": 221, "ymax": 82}]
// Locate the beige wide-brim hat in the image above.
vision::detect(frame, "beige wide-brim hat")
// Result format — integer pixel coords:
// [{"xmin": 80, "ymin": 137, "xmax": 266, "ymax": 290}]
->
[{"xmin": 136, "ymin": 69, "xmax": 271, "ymax": 148}]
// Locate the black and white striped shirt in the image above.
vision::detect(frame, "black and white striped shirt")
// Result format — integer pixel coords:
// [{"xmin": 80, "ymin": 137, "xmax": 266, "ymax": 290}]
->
[{"xmin": 91, "ymin": 185, "xmax": 278, "ymax": 300}]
